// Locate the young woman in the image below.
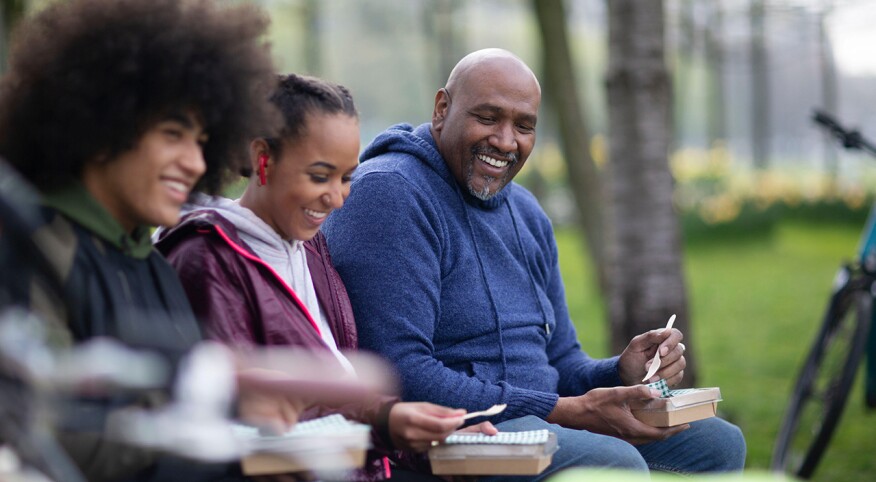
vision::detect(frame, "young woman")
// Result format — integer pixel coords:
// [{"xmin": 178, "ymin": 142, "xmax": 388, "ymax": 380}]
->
[
  {"xmin": 0, "ymin": 0, "xmax": 303, "ymax": 480},
  {"xmin": 156, "ymin": 74, "xmax": 496, "ymax": 480}
]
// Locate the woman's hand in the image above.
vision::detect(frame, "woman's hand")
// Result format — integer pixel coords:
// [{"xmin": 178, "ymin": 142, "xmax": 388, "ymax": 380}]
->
[
  {"xmin": 387, "ymin": 402, "xmax": 467, "ymax": 452},
  {"xmin": 456, "ymin": 421, "xmax": 499, "ymax": 436}
]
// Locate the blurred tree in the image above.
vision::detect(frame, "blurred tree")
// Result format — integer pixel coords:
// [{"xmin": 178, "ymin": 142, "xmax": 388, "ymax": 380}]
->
[
  {"xmin": 674, "ymin": 0, "xmax": 696, "ymax": 150},
  {"xmin": 705, "ymin": 1, "xmax": 727, "ymax": 147},
  {"xmin": 301, "ymin": 0, "xmax": 321, "ymax": 75},
  {"xmin": 532, "ymin": 0, "xmax": 607, "ymax": 294},
  {"xmin": 0, "ymin": 0, "xmax": 26, "ymax": 73},
  {"xmin": 817, "ymin": 0, "xmax": 838, "ymax": 182},
  {"xmin": 605, "ymin": 0, "xmax": 696, "ymax": 385},
  {"xmin": 423, "ymin": 0, "xmax": 465, "ymax": 85},
  {"xmin": 750, "ymin": 0, "xmax": 770, "ymax": 169}
]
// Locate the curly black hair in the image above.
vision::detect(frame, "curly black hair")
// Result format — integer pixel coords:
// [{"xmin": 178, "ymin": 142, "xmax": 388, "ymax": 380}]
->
[
  {"xmin": 263, "ymin": 73, "xmax": 358, "ymax": 158},
  {"xmin": 0, "ymin": 0, "xmax": 280, "ymax": 194}
]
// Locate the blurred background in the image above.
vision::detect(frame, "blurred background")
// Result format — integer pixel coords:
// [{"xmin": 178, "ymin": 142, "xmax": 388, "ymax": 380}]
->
[{"xmin": 2, "ymin": 0, "xmax": 875, "ymax": 480}]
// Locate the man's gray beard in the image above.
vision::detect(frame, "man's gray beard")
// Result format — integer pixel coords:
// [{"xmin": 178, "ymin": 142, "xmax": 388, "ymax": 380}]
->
[
  {"xmin": 466, "ymin": 165, "xmax": 509, "ymax": 201},
  {"xmin": 469, "ymin": 176, "xmax": 494, "ymax": 200}
]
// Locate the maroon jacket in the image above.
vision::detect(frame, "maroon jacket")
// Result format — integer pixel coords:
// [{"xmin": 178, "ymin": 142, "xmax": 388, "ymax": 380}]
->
[
  {"xmin": 157, "ymin": 210, "xmax": 357, "ymax": 351},
  {"xmin": 156, "ymin": 210, "xmax": 399, "ymax": 480}
]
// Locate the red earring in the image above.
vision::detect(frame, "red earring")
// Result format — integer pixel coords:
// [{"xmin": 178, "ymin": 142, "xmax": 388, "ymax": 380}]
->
[{"xmin": 258, "ymin": 154, "xmax": 268, "ymax": 186}]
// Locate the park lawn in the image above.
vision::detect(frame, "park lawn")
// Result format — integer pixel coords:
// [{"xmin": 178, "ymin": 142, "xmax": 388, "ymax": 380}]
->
[{"xmin": 555, "ymin": 220, "xmax": 875, "ymax": 482}]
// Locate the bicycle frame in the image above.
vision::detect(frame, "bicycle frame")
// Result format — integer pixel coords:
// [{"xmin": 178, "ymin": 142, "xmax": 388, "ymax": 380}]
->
[
  {"xmin": 827, "ymin": 111, "xmax": 876, "ymax": 407},
  {"xmin": 854, "ymin": 184, "xmax": 876, "ymax": 408},
  {"xmin": 863, "ymin": 209, "xmax": 876, "ymax": 405}
]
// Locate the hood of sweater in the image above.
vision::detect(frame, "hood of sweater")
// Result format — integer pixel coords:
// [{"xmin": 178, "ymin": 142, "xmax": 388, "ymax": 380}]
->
[
  {"xmin": 176, "ymin": 193, "xmax": 304, "ymax": 261},
  {"xmin": 360, "ymin": 122, "xmax": 512, "ymax": 210}
]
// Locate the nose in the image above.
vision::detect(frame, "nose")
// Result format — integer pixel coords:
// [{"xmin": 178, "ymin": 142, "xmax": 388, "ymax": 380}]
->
[
  {"xmin": 489, "ymin": 122, "xmax": 518, "ymax": 155},
  {"xmin": 184, "ymin": 141, "xmax": 207, "ymax": 179},
  {"xmin": 321, "ymin": 182, "xmax": 347, "ymax": 210}
]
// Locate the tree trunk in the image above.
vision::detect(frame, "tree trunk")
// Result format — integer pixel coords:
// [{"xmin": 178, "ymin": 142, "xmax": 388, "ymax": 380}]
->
[
  {"xmin": 423, "ymin": 0, "xmax": 465, "ymax": 85},
  {"xmin": 817, "ymin": 1, "xmax": 838, "ymax": 183},
  {"xmin": 301, "ymin": 0, "xmax": 321, "ymax": 75},
  {"xmin": 605, "ymin": 0, "xmax": 696, "ymax": 385},
  {"xmin": 532, "ymin": 0, "xmax": 607, "ymax": 294},
  {"xmin": 674, "ymin": 0, "xmax": 696, "ymax": 150},
  {"xmin": 705, "ymin": 1, "xmax": 728, "ymax": 147},
  {"xmin": 749, "ymin": 0, "xmax": 770, "ymax": 170}
]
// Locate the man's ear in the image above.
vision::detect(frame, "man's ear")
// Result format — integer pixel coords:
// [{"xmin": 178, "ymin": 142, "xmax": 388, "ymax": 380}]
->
[{"xmin": 431, "ymin": 88, "xmax": 450, "ymax": 132}]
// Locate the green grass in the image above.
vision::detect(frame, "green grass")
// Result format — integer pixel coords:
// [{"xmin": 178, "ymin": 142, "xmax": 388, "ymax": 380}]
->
[{"xmin": 555, "ymin": 220, "xmax": 875, "ymax": 482}]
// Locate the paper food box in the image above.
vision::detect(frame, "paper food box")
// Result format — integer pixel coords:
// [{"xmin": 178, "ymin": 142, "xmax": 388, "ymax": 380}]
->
[
  {"xmin": 428, "ymin": 430, "xmax": 558, "ymax": 475},
  {"xmin": 233, "ymin": 414, "xmax": 371, "ymax": 476},
  {"xmin": 630, "ymin": 387, "xmax": 722, "ymax": 427}
]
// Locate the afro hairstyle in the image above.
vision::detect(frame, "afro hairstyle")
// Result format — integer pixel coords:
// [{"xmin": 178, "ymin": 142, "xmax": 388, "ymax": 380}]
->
[{"xmin": 0, "ymin": 0, "xmax": 280, "ymax": 195}]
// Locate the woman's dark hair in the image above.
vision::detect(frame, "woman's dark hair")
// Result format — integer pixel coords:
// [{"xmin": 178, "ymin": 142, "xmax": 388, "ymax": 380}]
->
[
  {"xmin": 263, "ymin": 74, "xmax": 358, "ymax": 158},
  {"xmin": 0, "ymin": 0, "xmax": 280, "ymax": 194}
]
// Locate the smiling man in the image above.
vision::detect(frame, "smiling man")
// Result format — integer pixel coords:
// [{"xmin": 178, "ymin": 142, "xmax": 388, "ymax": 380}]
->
[{"xmin": 323, "ymin": 48, "xmax": 745, "ymax": 479}]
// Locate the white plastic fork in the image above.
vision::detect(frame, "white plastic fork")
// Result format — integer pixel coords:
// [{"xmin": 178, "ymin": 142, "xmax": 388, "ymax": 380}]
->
[
  {"xmin": 642, "ymin": 314, "xmax": 676, "ymax": 382},
  {"xmin": 462, "ymin": 403, "xmax": 507, "ymax": 420}
]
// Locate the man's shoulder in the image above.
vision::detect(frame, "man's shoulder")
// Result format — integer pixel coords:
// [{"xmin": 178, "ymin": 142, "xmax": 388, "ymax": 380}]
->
[
  {"xmin": 355, "ymin": 151, "xmax": 432, "ymax": 183},
  {"xmin": 349, "ymin": 154, "xmax": 454, "ymax": 209},
  {"xmin": 505, "ymin": 183, "xmax": 550, "ymax": 216}
]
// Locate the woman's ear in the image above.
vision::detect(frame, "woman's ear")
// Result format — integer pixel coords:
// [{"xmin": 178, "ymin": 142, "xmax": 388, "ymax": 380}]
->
[
  {"xmin": 243, "ymin": 139, "xmax": 271, "ymax": 179},
  {"xmin": 248, "ymin": 139, "xmax": 271, "ymax": 172}
]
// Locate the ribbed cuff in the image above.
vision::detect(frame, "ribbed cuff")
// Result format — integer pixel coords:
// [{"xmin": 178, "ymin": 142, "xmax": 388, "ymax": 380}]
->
[
  {"xmin": 499, "ymin": 387, "xmax": 560, "ymax": 422},
  {"xmin": 593, "ymin": 355, "xmax": 624, "ymax": 387}
]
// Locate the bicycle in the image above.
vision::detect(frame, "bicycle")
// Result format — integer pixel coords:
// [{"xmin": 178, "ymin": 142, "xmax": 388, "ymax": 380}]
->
[{"xmin": 771, "ymin": 110, "xmax": 876, "ymax": 479}]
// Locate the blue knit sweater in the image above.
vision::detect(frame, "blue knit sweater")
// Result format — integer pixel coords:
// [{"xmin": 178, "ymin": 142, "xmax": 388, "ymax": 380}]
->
[{"xmin": 323, "ymin": 123, "xmax": 621, "ymax": 423}]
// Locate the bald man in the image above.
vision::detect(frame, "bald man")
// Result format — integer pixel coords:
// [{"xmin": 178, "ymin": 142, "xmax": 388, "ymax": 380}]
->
[{"xmin": 324, "ymin": 49, "xmax": 745, "ymax": 478}]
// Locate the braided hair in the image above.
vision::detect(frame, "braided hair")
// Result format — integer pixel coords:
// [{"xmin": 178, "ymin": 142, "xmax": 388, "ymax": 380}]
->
[{"xmin": 262, "ymin": 74, "xmax": 358, "ymax": 158}]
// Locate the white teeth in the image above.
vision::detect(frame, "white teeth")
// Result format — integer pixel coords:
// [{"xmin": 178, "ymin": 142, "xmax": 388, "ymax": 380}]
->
[
  {"xmin": 478, "ymin": 154, "xmax": 509, "ymax": 168},
  {"xmin": 163, "ymin": 180, "xmax": 188, "ymax": 194},
  {"xmin": 304, "ymin": 209, "xmax": 327, "ymax": 219}
]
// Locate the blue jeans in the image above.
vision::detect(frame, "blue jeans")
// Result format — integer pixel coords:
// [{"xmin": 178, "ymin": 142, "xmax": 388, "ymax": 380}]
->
[{"xmin": 483, "ymin": 415, "xmax": 746, "ymax": 481}]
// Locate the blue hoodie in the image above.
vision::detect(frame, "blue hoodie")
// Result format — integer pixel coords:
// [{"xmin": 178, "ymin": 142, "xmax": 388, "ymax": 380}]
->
[{"xmin": 323, "ymin": 123, "xmax": 621, "ymax": 423}]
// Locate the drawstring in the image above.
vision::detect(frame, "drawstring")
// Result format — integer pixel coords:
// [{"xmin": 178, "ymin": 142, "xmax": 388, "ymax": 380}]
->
[
  {"xmin": 459, "ymin": 192, "xmax": 508, "ymax": 377},
  {"xmin": 507, "ymin": 202, "xmax": 551, "ymax": 334}
]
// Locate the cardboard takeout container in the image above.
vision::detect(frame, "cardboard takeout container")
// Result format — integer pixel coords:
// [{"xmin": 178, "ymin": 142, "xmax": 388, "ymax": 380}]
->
[
  {"xmin": 429, "ymin": 431, "xmax": 558, "ymax": 475},
  {"xmin": 630, "ymin": 387, "xmax": 722, "ymax": 427}
]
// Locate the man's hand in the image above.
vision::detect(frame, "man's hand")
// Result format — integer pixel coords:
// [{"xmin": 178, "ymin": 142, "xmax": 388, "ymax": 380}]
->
[
  {"xmin": 546, "ymin": 386, "xmax": 689, "ymax": 445},
  {"xmin": 618, "ymin": 327, "xmax": 686, "ymax": 386},
  {"xmin": 388, "ymin": 402, "xmax": 467, "ymax": 452}
]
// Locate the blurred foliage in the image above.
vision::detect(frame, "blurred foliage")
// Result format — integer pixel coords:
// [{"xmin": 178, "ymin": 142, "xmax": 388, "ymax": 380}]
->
[{"xmin": 670, "ymin": 145, "xmax": 875, "ymax": 240}]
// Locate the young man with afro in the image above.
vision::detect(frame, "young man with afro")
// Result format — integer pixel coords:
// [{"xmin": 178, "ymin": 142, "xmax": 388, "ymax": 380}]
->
[{"xmin": 0, "ymin": 1, "xmax": 299, "ymax": 480}]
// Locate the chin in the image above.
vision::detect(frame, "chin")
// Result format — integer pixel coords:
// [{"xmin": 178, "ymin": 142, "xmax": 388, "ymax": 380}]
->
[{"xmin": 153, "ymin": 212, "xmax": 181, "ymax": 228}]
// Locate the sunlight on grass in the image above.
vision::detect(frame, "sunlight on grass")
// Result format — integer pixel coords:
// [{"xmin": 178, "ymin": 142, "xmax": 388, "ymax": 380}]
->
[{"xmin": 555, "ymin": 220, "xmax": 874, "ymax": 481}]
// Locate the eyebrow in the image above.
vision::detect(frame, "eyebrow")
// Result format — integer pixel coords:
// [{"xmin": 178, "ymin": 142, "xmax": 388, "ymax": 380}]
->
[
  {"xmin": 163, "ymin": 111, "xmax": 209, "ymax": 137},
  {"xmin": 309, "ymin": 161, "xmax": 337, "ymax": 170},
  {"xmin": 165, "ymin": 111, "xmax": 195, "ymax": 128}
]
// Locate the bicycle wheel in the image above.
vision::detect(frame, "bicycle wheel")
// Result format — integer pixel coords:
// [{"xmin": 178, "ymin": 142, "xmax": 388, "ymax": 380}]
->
[{"xmin": 771, "ymin": 274, "xmax": 871, "ymax": 479}]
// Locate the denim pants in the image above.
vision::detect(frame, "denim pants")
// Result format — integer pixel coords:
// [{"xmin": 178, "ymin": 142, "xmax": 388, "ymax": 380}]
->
[{"xmin": 483, "ymin": 415, "xmax": 746, "ymax": 481}]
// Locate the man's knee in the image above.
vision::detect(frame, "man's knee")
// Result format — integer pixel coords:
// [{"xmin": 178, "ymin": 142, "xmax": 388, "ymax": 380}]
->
[
  {"xmin": 686, "ymin": 418, "xmax": 747, "ymax": 471},
  {"xmin": 708, "ymin": 419, "xmax": 747, "ymax": 471},
  {"xmin": 495, "ymin": 416, "xmax": 648, "ymax": 472},
  {"xmin": 559, "ymin": 433, "xmax": 648, "ymax": 471}
]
